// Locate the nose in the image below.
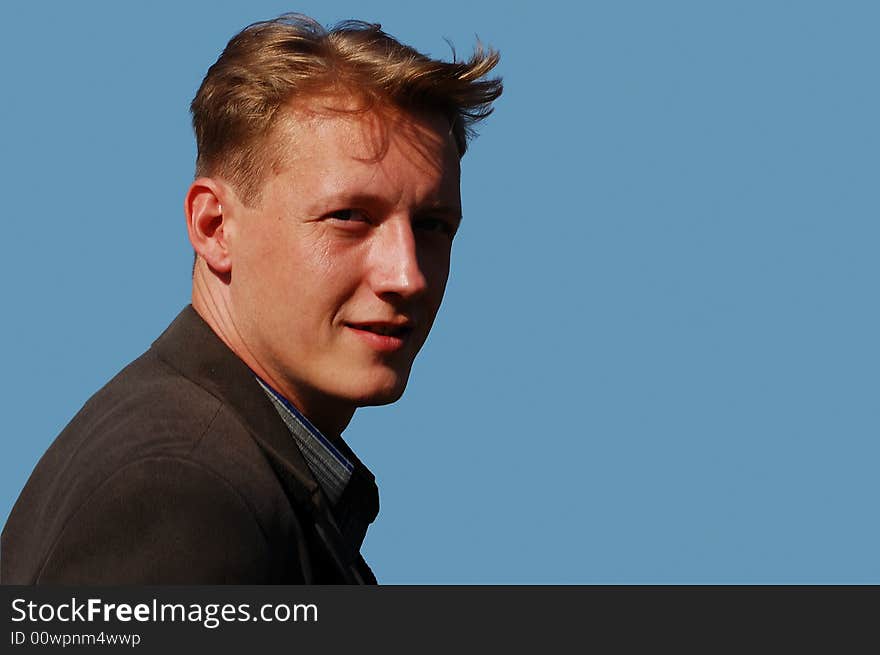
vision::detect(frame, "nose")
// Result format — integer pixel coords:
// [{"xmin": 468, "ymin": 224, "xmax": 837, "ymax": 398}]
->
[{"xmin": 369, "ymin": 218, "xmax": 428, "ymax": 300}]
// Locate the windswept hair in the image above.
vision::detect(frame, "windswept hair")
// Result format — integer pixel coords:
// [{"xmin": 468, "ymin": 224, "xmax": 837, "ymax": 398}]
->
[{"xmin": 191, "ymin": 13, "xmax": 503, "ymax": 202}]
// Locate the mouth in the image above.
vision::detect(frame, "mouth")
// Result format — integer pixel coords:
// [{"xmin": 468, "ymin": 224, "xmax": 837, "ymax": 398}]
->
[
  {"xmin": 348, "ymin": 323, "xmax": 412, "ymax": 337},
  {"xmin": 344, "ymin": 321, "xmax": 414, "ymax": 352}
]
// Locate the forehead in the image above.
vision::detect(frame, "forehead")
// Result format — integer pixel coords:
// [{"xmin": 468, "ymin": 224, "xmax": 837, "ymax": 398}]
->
[{"xmin": 268, "ymin": 94, "xmax": 461, "ymax": 191}]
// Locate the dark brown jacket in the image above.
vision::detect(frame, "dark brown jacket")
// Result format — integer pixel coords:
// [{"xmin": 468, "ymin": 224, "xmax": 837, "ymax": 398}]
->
[{"xmin": 1, "ymin": 306, "xmax": 378, "ymax": 584}]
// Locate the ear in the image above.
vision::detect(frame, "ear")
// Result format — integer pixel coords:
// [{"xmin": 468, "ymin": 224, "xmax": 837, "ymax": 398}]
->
[{"xmin": 185, "ymin": 177, "xmax": 233, "ymax": 274}]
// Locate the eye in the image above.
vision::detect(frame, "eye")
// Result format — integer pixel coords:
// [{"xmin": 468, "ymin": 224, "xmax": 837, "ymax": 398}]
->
[
  {"xmin": 327, "ymin": 208, "xmax": 371, "ymax": 223},
  {"xmin": 414, "ymin": 217, "xmax": 458, "ymax": 239}
]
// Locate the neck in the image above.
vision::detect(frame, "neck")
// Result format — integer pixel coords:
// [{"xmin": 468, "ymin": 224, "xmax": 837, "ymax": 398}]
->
[{"xmin": 191, "ymin": 262, "xmax": 355, "ymax": 438}]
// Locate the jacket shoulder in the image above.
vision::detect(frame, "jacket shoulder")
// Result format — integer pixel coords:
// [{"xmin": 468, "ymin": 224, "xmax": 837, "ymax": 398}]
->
[
  {"xmin": 1, "ymin": 349, "xmax": 300, "ymax": 584},
  {"xmin": 35, "ymin": 456, "xmax": 275, "ymax": 584}
]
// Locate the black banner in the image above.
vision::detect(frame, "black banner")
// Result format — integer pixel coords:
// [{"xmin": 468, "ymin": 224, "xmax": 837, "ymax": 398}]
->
[{"xmin": 1, "ymin": 586, "xmax": 874, "ymax": 651}]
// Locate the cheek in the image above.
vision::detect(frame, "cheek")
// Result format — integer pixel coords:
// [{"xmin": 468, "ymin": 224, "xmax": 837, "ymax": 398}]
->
[
  {"xmin": 323, "ymin": 238, "xmax": 373, "ymax": 282},
  {"xmin": 235, "ymin": 224, "xmax": 290, "ymax": 286},
  {"xmin": 270, "ymin": 230, "xmax": 337, "ymax": 286},
  {"xmin": 422, "ymin": 249, "xmax": 452, "ymax": 293},
  {"xmin": 298, "ymin": 246, "xmax": 370, "ymax": 319},
  {"xmin": 313, "ymin": 238, "xmax": 344, "ymax": 275}
]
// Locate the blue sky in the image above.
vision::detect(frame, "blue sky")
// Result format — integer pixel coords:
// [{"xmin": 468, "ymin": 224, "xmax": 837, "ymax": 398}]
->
[{"xmin": 2, "ymin": 1, "xmax": 878, "ymax": 583}]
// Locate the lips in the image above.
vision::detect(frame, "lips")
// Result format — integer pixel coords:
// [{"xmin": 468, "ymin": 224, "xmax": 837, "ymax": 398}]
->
[
  {"xmin": 344, "ymin": 321, "xmax": 414, "ymax": 352},
  {"xmin": 349, "ymin": 323, "xmax": 411, "ymax": 337}
]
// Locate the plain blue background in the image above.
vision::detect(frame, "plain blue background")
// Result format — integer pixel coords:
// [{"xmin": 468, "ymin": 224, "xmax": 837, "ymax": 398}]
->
[{"xmin": 2, "ymin": 1, "xmax": 878, "ymax": 583}]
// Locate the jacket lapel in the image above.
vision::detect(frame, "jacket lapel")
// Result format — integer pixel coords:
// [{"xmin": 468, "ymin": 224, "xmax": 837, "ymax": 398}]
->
[{"xmin": 150, "ymin": 306, "xmax": 376, "ymax": 583}]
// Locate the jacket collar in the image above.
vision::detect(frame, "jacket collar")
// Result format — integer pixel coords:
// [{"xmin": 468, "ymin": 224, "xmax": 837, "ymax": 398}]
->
[{"xmin": 150, "ymin": 305, "xmax": 379, "ymax": 561}]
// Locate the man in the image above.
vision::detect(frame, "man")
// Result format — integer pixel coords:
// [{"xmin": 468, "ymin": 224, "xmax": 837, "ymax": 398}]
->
[{"xmin": 1, "ymin": 14, "xmax": 501, "ymax": 584}]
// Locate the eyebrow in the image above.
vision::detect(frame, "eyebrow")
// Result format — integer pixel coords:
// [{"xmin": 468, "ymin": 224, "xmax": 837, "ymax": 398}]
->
[
  {"xmin": 315, "ymin": 193, "xmax": 462, "ymax": 222},
  {"xmin": 418, "ymin": 204, "xmax": 463, "ymax": 223}
]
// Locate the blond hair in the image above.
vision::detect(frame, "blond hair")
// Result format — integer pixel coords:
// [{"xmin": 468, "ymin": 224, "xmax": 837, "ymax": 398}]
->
[{"xmin": 191, "ymin": 13, "xmax": 503, "ymax": 203}]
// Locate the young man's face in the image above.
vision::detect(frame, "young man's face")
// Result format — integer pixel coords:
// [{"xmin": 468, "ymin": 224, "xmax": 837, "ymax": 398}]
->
[{"xmin": 225, "ymin": 97, "xmax": 461, "ymax": 430}]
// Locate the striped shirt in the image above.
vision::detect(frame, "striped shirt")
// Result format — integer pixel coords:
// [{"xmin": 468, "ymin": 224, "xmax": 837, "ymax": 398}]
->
[{"xmin": 255, "ymin": 377, "xmax": 354, "ymax": 505}]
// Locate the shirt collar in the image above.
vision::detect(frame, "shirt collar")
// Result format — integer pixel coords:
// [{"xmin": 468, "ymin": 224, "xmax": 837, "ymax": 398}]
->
[{"xmin": 254, "ymin": 377, "xmax": 354, "ymax": 505}]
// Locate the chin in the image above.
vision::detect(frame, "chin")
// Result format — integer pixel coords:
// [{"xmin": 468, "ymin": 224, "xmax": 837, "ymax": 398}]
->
[{"xmin": 347, "ymin": 370, "xmax": 410, "ymax": 407}]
